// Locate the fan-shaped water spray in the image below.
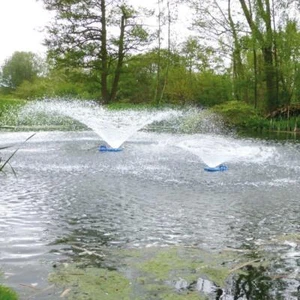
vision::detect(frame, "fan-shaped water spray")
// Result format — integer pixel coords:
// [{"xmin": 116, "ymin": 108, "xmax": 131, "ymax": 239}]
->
[
  {"xmin": 176, "ymin": 134, "xmax": 276, "ymax": 168},
  {"xmin": 20, "ymin": 99, "xmax": 183, "ymax": 148}
]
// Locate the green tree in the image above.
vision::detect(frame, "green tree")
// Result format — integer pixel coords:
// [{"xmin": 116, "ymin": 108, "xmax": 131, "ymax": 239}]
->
[
  {"xmin": 0, "ymin": 51, "xmax": 43, "ymax": 89},
  {"xmin": 275, "ymin": 21, "xmax": 300, "ymax": 105},
  {"xmin": 117, "ymin": 53, "xmax": 157, "ymax": 103},
  {"xmin": 42, "ymin": 0, "xmax": 150, "ymax": 104},
  {"xmin": 238, "ymin": 0, "xmax": 279, "ymax": 112}
]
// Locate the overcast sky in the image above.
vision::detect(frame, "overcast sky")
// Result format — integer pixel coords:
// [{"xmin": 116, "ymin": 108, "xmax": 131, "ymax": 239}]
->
[
  {"xmin": 0, "ymin": 0, "xmax": 51, "ymax": 65},
  {"xmin": 0, "ymin": 0, "xmax": 191, "ymax": 66}
]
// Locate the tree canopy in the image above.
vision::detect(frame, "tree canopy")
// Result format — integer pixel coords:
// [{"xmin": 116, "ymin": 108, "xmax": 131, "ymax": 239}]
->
[
  {"xmin": 42, "ymin": 0, "xmax": 151, "ymax": 103},
  {"xmin": 0, "ymin": 51, "xmax": 43, "ymax": 89},
  {"xmin": 2, "ymin": 0, "xmax": 300, "ymax": 114}
]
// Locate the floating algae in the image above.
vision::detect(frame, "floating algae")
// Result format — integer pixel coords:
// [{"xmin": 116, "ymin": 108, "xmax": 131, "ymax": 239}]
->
[
  {"xmin": 49, "ymin": 265, "xmax": 132, "ymax": 300},
  {"xmin": 48, "ymin": 246, "xmax": 259, "ymax": 299},
  {"xmin": 49, "ymin": 241, "xmax": 300, "ymax": 299}
]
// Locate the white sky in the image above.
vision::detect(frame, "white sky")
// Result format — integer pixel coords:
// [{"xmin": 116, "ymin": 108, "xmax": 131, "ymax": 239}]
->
[
  {"xmin": 0, "ymin": 0, "xmax": 52, "ymax": 65},
  {"xmin": 0, "ymin": 0, "xmax": 191, "ymax": 66}
]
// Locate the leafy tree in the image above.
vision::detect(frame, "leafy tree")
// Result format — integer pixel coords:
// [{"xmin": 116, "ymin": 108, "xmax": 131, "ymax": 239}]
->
[
  {"xmin": 42, "ymin": 0, "xmax": 151, "ymax": 104},
  {"xmin": 0, "ymin": 51, "xmax": 43, "ymax": 89},
  {"xmin": 181, "ymin": 37, "xmax": 219, "ymax": 73},
  {"xmin": 238, "ymin": 0, "xmax": 279, "ymax": 112},
  {"xmin": 165, "ymin": 65, "xmax": 195, "ymax": 105},
  {"xmin": 15, "ymin": 66, "xmax": 101, "ymax": 100},
  {"xmin": 117, "ymin": 53, "xmax": 157, "ymax": 103},
  {"xmin": 194, "ymin": 72, "xmax": 232, "ymax": 107},
  {"xmin": 186, "ymin": 0, "xmax": 300, "ymax": 112},
  {"xmin": 275, "ymin": 21, "xmax": 300, "ymax": 105}
]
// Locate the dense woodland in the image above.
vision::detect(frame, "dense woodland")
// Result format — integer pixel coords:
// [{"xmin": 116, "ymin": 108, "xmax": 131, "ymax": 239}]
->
[{"xmin": 1, "ymin": 0, "xmax": 300, "ymax": 115}]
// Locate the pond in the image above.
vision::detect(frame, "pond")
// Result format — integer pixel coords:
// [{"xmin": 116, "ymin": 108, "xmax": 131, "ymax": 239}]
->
[{"xmin": 1, "ymin": 104, "xmax": 300, "ymax": 299}]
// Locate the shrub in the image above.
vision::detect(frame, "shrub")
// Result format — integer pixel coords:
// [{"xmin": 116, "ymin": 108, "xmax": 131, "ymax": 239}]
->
[{"xmin": 211, "ymin": 100, "xmax": 268, "ymax": 130}]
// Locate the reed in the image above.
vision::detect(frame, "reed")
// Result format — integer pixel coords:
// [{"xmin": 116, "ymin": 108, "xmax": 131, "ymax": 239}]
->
[
  {"xmin": 269, "ymin": 117, "xmax": 299, "ymax": 132},
  {"xmin": 0, "ymin": 133, "xmax": 36, "ymax": 174}
]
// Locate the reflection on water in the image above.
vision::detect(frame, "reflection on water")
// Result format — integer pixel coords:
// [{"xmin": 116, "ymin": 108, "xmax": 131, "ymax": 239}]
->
[
  {"xmin": 233, "ymin": 265, "xmax": 273, "ymax": 299},
  {"xmin": 0, "ymin": 130, "xmax": 300, "ymax": 298}
]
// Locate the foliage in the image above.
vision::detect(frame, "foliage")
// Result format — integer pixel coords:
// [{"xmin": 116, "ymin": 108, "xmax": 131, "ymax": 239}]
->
[
  {"xmin": 193, "ymin": 72, "xmax": 232, "ymax": 107},
  {"xmin": 0, "ymin": 98, "xmax": 25, "ymax": 124},
  {"xmin": 3, "ymin": 0, "xmax": 300, "ymax": 114},
  {"xmin": 269, "ymin": 116, "xmax": 299, "ymax": 132},
  {"xmin": 0, "ymin": 98, "xmax": 25, "ymax": 110},
  {"xmin": 188, "ymin": 0, "xmax": 300, "ymax": 113},
  {"xmin": 275, "ymin": 20, "xmax": 300, "ymax": 105},
  {"xmin": 116, "ymin": 53, "xmax": 157, "ymax": 104},
  {"xmin": 0, "ymin": 285, "xmax": 18, "ymax": 300},
  {"xmin": 106, "ymin": 102, "xmax": 153, "ymax": 110},
  {"xmin": 211, "ymin": 100, "xmax": 268, "ymax": 129},
  {"xmin": 11, "ymin": 66, "xmax": 102, "ymax": 100},
  {"xmin": 164, "ymin": 66, "xmax": 195, "ymax": 105},
  {"xmin": 0, "ymin": 52, "xmax": 44, "ymax": 89},
  {"xmin": 42, "ymin": 0, "xmax": 152, "ymax": 103}
]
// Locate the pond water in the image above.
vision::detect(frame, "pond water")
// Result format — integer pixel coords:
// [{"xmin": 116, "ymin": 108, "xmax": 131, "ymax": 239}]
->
[{"xmin": 1, "ymin": 108, "xmax": 300, "ymax": 299}]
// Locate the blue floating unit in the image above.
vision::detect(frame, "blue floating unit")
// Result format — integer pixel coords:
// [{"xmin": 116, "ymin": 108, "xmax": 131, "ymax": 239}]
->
[
  {"xmin": 99, "ymin": 145, "xmax": 123, "ymax": 152},
  {"xmin": 204, "ymin": 164, "xmax": 228, "ymax": 172}
]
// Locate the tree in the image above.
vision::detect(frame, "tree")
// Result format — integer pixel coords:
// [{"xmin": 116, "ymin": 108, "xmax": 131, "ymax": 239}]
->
[
  {"xmin": 238, "ymin": 0, "xmax": 278, "ymax": 112},
  {"xmin": 0, "ymin": 51, "xmax": 43, "ymax": 89},
  {"xmin": 186, "ymin": 0, "xmax": 300, "ymax": 112},
  {"xmin": 275, "ymin": 21, "xmax": 300, "ymax": 105},
  {"xmin": 41, "ymin": 0, "xmax": 150, "ymax": 104}
]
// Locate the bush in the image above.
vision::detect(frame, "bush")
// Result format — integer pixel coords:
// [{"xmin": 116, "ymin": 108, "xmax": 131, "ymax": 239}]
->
[{"xmin": 211, "ymin": 100, "xmax": 268, "ymax": 130}]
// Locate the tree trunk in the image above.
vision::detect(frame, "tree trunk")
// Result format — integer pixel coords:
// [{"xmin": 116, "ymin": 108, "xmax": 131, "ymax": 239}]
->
[
  {"xmin": 239, "ymin": 0, "xmax": 278, "ymax": 112},
  {"xmin": 263, "ymin": 47, "xmax": 277, "ymax": 111},
  {"xmin": 253, "ymin": 47, "xmax": 258, "ymax": 108},
  {"xmin": 110, "ymin": 14, "xmax": 126, "ymax": 102},
  {"xmin": 154, "ymin": 0, "xmax": 162, "ymax": 106},
  {"xmin": 100, "ymin": 0, "xmax": 109, "ymax": 104},
  {"xmin": 228, "ymin": 0, "xmax": 244, "ymax": 100}
]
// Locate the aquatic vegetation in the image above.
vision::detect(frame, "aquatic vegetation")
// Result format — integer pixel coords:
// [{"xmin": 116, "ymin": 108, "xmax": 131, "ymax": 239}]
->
[
  {"xmin": 49, "ymin": 264, "xmax": 132, "ymax": 300},
  {"xmin": 49, "ymin": 246, "xmax": 273, "ymax": 299}
]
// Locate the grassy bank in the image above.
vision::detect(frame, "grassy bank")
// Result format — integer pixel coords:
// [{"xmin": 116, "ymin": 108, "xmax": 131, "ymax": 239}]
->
[{"xmin": 211, "ymin": 100, "xmax": 300, "ymax": 135}]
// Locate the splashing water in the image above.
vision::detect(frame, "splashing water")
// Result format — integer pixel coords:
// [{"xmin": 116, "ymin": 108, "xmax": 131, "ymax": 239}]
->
[
  {"xmin": 20, "ymin": 99, "xmax": 183, "ymax": 148},
  {"xmin": 177, "ymin": 134, "xmax": 276, "ymax": 167}
]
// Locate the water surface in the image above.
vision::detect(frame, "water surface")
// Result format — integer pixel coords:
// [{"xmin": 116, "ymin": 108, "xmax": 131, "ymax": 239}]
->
[{"xmin": 0, "ymin": 130, "xmax": 300, "ymax": 298}]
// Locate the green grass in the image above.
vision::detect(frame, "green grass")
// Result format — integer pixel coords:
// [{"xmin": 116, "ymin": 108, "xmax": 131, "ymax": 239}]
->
[{"xmin": 0, "ymin": 285, "xmax": 18, "ymax": 300}]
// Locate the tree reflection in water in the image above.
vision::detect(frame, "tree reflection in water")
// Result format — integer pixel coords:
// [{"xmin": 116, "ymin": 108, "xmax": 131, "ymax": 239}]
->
[{"xmin": 233, "ymin": 265, "xmax": 273, "ymax": 299}]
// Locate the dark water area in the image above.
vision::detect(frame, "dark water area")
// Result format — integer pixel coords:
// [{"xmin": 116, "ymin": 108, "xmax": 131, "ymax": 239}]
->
[
  {"xmin": 0, "ymin": 129, "xmax": 300, "ymax": 299},
  {"xmin": 238, "ymin": 129, "xmax": 300, "ymax": 143}
]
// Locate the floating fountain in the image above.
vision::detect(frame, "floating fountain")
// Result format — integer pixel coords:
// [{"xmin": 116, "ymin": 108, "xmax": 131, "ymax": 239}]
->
[
  {"xmin": 176, "ymin": 133, "xmax": 276, "ymax": 170},
  {"xmin": 17, "ymin": 100, "xmax": 277, "ymax": 169}
]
